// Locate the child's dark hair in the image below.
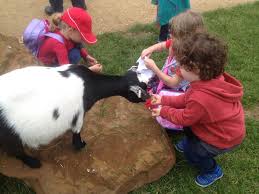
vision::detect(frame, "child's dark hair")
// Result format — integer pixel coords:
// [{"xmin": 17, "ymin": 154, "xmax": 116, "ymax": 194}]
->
[{"xmin": 173, "ymin": 32, "xmax": 228, "ymax": 80}]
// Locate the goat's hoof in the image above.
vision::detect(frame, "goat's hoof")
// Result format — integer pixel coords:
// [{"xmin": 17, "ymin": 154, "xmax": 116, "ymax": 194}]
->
[
  {"xmin": 74, "ymin": 140, "xmax": 86, "ymax": 150},
  {"xmin": 20, "ymin": 156, "xmax": 42, "ymax": 168}
]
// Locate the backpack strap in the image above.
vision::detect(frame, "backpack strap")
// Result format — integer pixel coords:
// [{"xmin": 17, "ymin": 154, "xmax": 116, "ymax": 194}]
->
[
  {"xmin": 156, "ymin": 57, "xmax": 174, "ymax": 93},
  {"xmin": 44, "ymin": 32, "xmax": 64, "ymax": 44}
]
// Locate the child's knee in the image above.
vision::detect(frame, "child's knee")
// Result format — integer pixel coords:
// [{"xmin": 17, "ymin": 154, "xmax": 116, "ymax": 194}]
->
[{"xmin": 183, "ymin": 138, "xmax": 207, "ymax": 163}]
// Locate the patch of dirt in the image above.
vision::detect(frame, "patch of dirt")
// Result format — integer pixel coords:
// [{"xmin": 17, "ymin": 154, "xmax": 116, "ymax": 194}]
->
[
  {"xmin": 245, "ymin": 106, "xmax": 259, "ymax": 120},
  {"xmin": 191, "ymin": 0, "xmax": 256, "ymax": 12},
  {"xmin": 0, "ymin": 33, "xmax": 37, "ymax": 74},
  {"xmin": 0, "ymin": 0, "xmax": 256, "ymax": 38}
]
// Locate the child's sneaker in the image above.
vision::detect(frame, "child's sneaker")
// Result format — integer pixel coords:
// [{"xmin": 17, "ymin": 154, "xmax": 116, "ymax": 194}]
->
[
  {"xmin": 174, "ymin": 138, "xmax": 185, "ymax": 153},
  {"xmin": 44, "ymin": 6, "xmax": 63, "ymax": 16},
  {"xmin": 195, "ymin": 165, "xmax": 223, "ymax": 187}
]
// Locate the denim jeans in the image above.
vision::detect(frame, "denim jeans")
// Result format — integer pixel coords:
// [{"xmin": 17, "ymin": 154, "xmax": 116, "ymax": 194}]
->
[
  {"xmin": 182, "ymin": 127, "xmax": 234, "ymax": 174},
  {"xmin": 68, "ymin": 48, "xmax": 81, "ymax": 65}
]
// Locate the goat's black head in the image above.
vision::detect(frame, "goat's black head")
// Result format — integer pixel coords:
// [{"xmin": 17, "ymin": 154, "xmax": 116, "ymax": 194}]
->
[{"xmin": 123, "ymin": 70, "xmax": 150, "ymax": 103}]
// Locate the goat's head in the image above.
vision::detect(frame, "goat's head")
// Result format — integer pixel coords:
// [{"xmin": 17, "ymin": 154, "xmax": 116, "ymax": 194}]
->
[{"xmin": 123, "ymin": 69, "xmax": 150, "ymax": 103}]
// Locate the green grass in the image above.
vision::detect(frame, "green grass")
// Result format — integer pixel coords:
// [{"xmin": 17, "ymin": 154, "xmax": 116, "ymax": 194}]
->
[
  {"xmin": 0, "ymin": 174, "xmax": 35, "ymax": 194},
  {"xmin": 203, "ymin": 2, "xmax": 259, "ymax": 108},
  {"xmin": 131, "ymin": 118, "xmax": 259, "ymax": 194},
  {"xmin": 1, "ymin": 2, "xmax": 259, "ymax": 193}
]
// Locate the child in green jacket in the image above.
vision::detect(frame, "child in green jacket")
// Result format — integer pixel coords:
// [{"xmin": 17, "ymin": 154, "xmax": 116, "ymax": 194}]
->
[{"xmin": 152, "ymin": 0, "xmax": 190, "ymax": 41}]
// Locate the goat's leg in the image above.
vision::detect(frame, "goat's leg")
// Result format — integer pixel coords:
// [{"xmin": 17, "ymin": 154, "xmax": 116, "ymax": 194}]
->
[
  {"xmin": 16, "ymin": 151, "xmax": 42, "ymax": 169},
  {"xmin": 72, "ymin": 132, "xmax": 86, "ymax": 150},
  {"xmin": 1, "ymin": 130, "xmax": 41, "ymax": 168},
  {"xmin": 71, "ymin": 112, "xmax": 86, "ymax": 150}
]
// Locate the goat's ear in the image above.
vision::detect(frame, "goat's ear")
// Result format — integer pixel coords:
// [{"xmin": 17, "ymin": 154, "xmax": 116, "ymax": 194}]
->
[
  {"xmin": 127, "ymin": 63, "xmax": 139, "ymax": 72},
  {"xmin": 129, "ymin": 85, "xmax": 150, "ymax": 100}
]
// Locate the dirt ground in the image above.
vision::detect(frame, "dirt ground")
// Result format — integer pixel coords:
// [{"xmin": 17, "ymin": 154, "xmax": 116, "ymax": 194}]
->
[{"xmin": 0, "ymin": 0, "xmax": 256, "ymax": 38}]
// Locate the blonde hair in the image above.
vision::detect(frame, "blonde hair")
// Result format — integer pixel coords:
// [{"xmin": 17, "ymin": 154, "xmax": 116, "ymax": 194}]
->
[
  {"xmin": 49, "ymin": 13, "xmax": 70, "ymax": 32},
  {"xmin": 170, "ymin": 10, "xmax": 204, "ymax": 40}
]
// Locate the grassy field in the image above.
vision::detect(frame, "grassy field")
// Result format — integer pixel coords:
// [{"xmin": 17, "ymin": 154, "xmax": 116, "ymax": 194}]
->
[{"xmin": 1, "ymin": 2, "xmax": 259, "ymax": 194}]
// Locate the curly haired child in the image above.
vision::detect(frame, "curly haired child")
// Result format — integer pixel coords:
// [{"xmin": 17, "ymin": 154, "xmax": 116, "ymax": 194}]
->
[{"xmin": 151, "ymin": 32, "xmax": 245, "ymax": 187}]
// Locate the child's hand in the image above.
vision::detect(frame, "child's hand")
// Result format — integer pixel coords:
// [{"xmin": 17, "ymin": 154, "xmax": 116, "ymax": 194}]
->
[
  {"xmin": 89, "ymin": 64, "xmax": 103, "ymax": 73},
  {"xmin": 141, "ymin": 48, "xmax": 153, "ymax": 59},
  {"xmin": 144, "ymin": 57, "xmax": 158, "ymax": 71},
  {"xmin": 86, "ymin": 55, "xmax": 98, "ymax": 66},
  {"xmin": 151, "ymin": 107, "xmax": 161, "ymax": 117},
  {"xmin": 151, "ymin": 94, "xmax": 162, "ymax": 105}
]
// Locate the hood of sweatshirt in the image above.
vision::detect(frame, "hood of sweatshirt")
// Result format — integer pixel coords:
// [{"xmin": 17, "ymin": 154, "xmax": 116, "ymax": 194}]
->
[{"xmin": 190, "ymin": 73, "xmax": 243, "ymax": 103}]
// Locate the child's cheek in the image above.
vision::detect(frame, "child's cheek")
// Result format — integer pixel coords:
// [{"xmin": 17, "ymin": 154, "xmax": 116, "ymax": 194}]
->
[
  {"xmin": 73, "ymin": 37, "xmax": 82, "ymax": 43},
  {"xmin": 180, "ymin": 68, "xmax": 185, "ymax": 78}
]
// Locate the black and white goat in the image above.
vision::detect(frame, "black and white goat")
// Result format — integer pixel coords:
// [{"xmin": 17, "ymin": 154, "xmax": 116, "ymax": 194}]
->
[{"xmin": 0, "ymin": 64, "xmax": 149, "ymax": 168}]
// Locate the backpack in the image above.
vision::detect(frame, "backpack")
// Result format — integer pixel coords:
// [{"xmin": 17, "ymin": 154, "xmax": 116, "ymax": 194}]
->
[
  {"xmin": 23, "ymin": 19, "xmax": 64, "ymax": 56},
  {"xmin": 155, "ymin": 89, "xmax": 184, "ymax": 131}
]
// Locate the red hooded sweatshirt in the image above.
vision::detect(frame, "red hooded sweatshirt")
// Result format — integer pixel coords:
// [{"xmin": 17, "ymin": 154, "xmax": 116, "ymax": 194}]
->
[{"xmin": 160, "ymin": 73, "xmax": 245, "ymax": 149}]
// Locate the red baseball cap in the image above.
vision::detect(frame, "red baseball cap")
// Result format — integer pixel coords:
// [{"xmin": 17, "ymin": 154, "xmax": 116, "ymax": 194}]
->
[{"xmin": 61, "ymin": 7, "xmax": 97, "ymax": 44}]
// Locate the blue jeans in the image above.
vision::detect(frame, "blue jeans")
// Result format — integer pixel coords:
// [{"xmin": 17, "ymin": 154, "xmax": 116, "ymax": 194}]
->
[
  {"xmin": 183, "ymin": 127, "xmax": 234, "ymax": 174},
  {"xmin": 68, "ymin": 48, "xmax": 81, "ymax": 65}
]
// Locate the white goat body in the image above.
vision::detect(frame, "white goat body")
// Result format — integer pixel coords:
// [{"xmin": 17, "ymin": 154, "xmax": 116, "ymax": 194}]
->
[
  {"xmin": 0, "ymin": 65, "xmax": 84, "ymax": 148},
  {"xmin": 0, "ymin": 64, "xmax": 148, "ymax": 168}
]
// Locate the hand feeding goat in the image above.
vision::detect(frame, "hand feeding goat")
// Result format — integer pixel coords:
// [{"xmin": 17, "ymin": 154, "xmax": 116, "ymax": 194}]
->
[{"xmin": 0, "ymin": 64, "xmax": 150, "ymax": 168}]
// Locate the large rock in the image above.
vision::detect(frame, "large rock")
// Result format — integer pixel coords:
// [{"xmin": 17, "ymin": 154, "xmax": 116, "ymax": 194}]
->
[{"xmin": 0, "ymin": 34, "xmax": 175, "ymax": 194}]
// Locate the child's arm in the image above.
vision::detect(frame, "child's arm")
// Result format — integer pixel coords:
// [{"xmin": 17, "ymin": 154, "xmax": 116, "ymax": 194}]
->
[
  {"xmin": 151, "ymin": 93, "xmax": 185, "ymax": 108},
  {"xmin": 141, "ymin": 42, "xmax": 167, "ymax": 58},
  {"xmin": 86, "ymin": 54, "xmax": 98, "ymax": 65},
  {"xmin": 88, "ymin": 64, "xmax": 103, "ymax": 73},
  {"xmin": 154, "ymin": 68, "xmax": 182, "ymax": 88},
  {"xmin": 161, "ymin": 94, "xmax": 186, "ymax": 108},
  {"xmin": 151, "ymin": 93, "xmax": 185, "ymax": 109},
  {"xmin": 158, "ymin": 101, "xmax": 206, "ymax": 126},
  {"xmin": 144, "ymin": 57, "xmax": 182, "ymax": 88},
  {"xmin": 80, "ymin": 48, "xmax": 102, "ymax": 72},
  {"xmin": 80, "ymin": 48, "xmax": 98, "ymax": 65}
]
